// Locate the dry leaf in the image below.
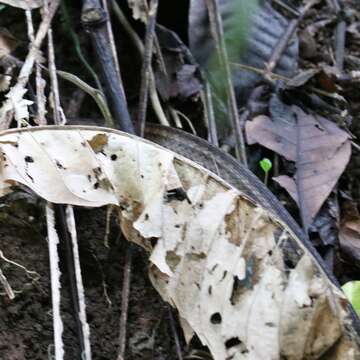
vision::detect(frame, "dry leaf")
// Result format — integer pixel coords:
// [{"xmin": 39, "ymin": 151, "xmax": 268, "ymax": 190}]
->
[
  {"xmin": 127, "ymin": 0, "xmax": 147, "ymax": 23},
  {"xmin": 246, "ymin": 106, "xmax": 351, "ymax": 229},
  {"xmin": 339, "ymin": 204, "xmax": 360, "ymax": 264},
  {"xmin": 0, "ymin": 86, "xmax": 33, "ymax": 126},
  {"xmin": 0, "ymin": 0, "xmax": 43, "ymax": 9},
  {"xmin": 0, "ymin": 126, "xmax": 359, "ymax": 359}
]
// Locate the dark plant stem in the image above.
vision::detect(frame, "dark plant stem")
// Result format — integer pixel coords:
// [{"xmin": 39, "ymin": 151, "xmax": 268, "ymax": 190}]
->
[
  {"xmin": 138, "ymin": 0, "xmax": 159, "ymax": 136},
  {"xmin": 81, "ymin": 0, "xmax": 134, "ymax": 133}
]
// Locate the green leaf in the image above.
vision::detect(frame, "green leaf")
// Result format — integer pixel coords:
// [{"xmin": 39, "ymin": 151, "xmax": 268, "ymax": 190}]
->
[
  {"xmin": 260, "ymin": 158, "xmax": 272, "ymax": 173},
  {"xmin": 0, "ymin": 5, "xmax": 6, "ymax": 10},
  {"xmin": 342, "ymin": 281, "xmax": 360, "ymax": 315}
]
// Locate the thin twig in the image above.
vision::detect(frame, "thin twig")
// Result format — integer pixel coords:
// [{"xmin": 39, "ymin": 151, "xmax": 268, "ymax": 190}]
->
[
  {"xmin": 60, "ymin": 0, "xmax": 103, "ymax": 92},
  {"xmin": 266, "ymin": 0, "xmax": 319, "ymax": 73},
  {"xmin": 0, "ymin": 0, "xmax": 60, "ymax": 129},
  {"xmin": 116, "ymin": 243, "xmax": 133, "ymax": 360},
  {"xmin": 65, "ymin": 206, "xmax": 92, "ymax": 360},
  {"xmin": 138, "ymin": 0, "xmax": 159, "ymax": 136},
  {"xmin": 102, "ymin": 0, "xmax": 121, "ymax": 80},
  {"xmin": 46, "ymin": 203, "xmax": 65, "ymax": 360},
  {"xmin": 203, "ymin": 79, "xmax": 218, "ymax": 146},
  {"xmin": 47, "ymin": 27, "xmax": 65, "ymax": 125},
  {"xmin": 205, "ymin": 0, "xmax": 248, "ymax": 167},
  {"xmin": 46, "ymin": 4, "xmax": 88, "ymax": 356},
  {"xmin": 25, "ymin": 9, "xmax": 47, "ymax": 125},
  {"xmin": 168, "ymin": 307, "xmax": 184, "ymax": 360},
  {"xmin": 111, "ymin": 0, "xmax": 169, "ymax": 127},
  {"xmin": 271, "ymin": 0, "xmax": 300, "ymax": 17},
  {"xmin": 328, "ymin": 0, "xmax": 346, "ymax": 72},
  {"xmin": 0, "ymin": 267, "xmax": 15, "ymax": 300}
]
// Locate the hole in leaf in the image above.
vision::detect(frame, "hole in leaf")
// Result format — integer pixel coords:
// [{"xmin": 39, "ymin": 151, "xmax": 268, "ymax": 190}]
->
[
  {"xmin": 210, "ymin": 312, "xmax": 222, "ymax": 324},
  {"xmin": 225, "ymin": 337, "xmax": 242, "ymax": 349},
  {"xmin": 24, "ymin": 156, "xmax": 34, "ymax": 163}
]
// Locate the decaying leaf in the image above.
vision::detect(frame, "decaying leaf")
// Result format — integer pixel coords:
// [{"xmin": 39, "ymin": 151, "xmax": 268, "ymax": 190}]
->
[
  {"xmin": 127, "ymin": 0, "xmax": 147, "ymax": 23},
  {"xmin": 339, "ymin": 205, "xmax": 360, "ymax": 264},
  {"xmin": 0, "ymin": 86, "xmax": 33, "ymax": 127},
  {"xmin": 246, "ymin": 106, "xmax": 351, "ymax": 229},
  {"xmin": 0, "ymin": 126, "xmax": 359, "ymax": 359},
  {"xmin": 0, "ymin": 0, "xmax": 43, "ymax": 9}
]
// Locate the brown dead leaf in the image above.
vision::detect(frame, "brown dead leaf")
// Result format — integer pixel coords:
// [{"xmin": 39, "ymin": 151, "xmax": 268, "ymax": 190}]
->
[
  {"xmin": 339, "ymin": 204, "xmax": 360, "ymax": 264},
  {"xmin": 246, "ymin": 106, "xmax": 351, "ymax": 229}
]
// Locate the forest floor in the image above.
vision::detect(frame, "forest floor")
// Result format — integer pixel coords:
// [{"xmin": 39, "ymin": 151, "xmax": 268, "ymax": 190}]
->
[{"xmin": 1, "ymin": 0, "xmax": 360, "ymax": 359}]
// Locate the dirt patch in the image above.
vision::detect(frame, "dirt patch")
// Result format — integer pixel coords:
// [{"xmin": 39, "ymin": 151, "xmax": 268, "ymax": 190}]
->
[{"xmin": 0, "ymin": 193, "xmax": 184, "ymax": 359}]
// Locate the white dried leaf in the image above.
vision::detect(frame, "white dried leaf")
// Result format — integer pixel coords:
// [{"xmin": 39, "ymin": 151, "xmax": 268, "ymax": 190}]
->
[
  {"xmin": 127, "ymin": 0, "xmax": 147, "ymax": 23},
  {"xmin": 0, "ymin": 126, "xmax": 359, "ymax": 360},
  {"xmin": 0, "ymin": 74, "xmax": 11, "ymax": 92},
  {"xmin": 0, "ymin": 0, "xmax": 43, "ymax": 9},
  {"xmin": 0, "ymin": 86, "xmax": 33, "ymax": 125}
]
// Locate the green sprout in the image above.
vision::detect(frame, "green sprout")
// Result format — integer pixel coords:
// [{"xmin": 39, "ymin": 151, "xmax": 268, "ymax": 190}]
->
[
  {"xmin": 260, "ymin": 158, "xmax": 272, "ymax": 186},
  {"xmin": 342, "ymin": 281, "xmax": 360, "ymax": 315}
]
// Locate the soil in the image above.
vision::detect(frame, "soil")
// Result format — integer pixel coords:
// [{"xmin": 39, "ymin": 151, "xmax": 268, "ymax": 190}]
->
[{"xmin": 0, "ymin": 192, "xmax": 184, "ymax": 359}]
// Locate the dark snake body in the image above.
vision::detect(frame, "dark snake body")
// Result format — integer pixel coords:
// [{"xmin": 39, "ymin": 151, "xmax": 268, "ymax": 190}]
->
[{"xmin": 145, "ymin": 124, "xmax": 360, "ymax": 334}]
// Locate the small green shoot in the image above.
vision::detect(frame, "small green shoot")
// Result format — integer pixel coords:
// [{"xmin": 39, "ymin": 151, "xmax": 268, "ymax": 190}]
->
[
  {"xmin": 342, "ymin": 281, "xmax": 360, "ymax": 315},
  {"xmin": 260, "ymin": 158, "xmax": 272, "ymax": 186}
]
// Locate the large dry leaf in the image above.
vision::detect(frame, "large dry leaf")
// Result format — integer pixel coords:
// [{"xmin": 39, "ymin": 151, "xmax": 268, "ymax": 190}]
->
[
  {"xmin": 246, "ymin": 106, "xmax": 351, "ymax": 229},
  {"xmin": 0, "ymin": 0, "xmax": 43, "ymax": 9},
  {"xmin": 0, "ymin": 126, "xmax": 359, "ymax": 359}
]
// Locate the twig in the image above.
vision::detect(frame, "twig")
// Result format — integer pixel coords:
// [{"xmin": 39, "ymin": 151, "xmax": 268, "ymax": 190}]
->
[
  {"xmin": 46, "ymin": 5, "xmax": 88, "ymax": 356},
  {"xmin": 46, "ymin": 203, "xmax": 65, "ymax": 360},
  {"xmin": 116, "ymin": 243, "xmax": 133, "ymax": 360},
  {"xmin": 65, "ymin": 206, "xmax": 92, "ymax": 360},
  {"xmin": 81, "ymin": 0, "xmax": 134, "ymax": 133},
  {"xmin": 205, "ymin": 0, "xmax": 248, "ymax": 167},
  {"xmin": 266, "ymin": 0, "xmax": 319, "ymax": 74},
  {"xmin": 271, "ymin": 0, "xmax": 300, "ymax": 17},
  {"xmin": 60, "ymin": 0, "xmax": 103, "ymax": 92},
  {"xmin": 81, "ymin": 3, "xmax": 137, "ymax": 358},
  {"xmin": 0, "ymin": 0, "xmax": 60, "ymax": 129},
  {"xmin": 168, "ymin": 307, "xmax": 184, "ymax": 360},
  {"xmin": 56, "ymin": 70, "xmax": 114, "ymax": 127},
  {"xmin": 173, "ymin": 109, "xmax": 197, "ymax": 135},
  {"xmin": 0, "ymin": 267, "xmax": 15, "ymax": 300},
  {"xmin": 47, "ymin": 27, "xmax": 65, "ymax": 125},
  {"xmin": 231, "ymin": 62, "xmax": 345, "ymax": 102},
  {"xmin": 25, "ymin": 9, "xmax": 47, "ymax": 125},
  {"xmin": 203, "ymin": 79, "xmax": 218, "ymax": 146},
  {"xmin": 111, "ymin": 0, "xmax": 169, "ymax": 127},
  {"xmin": 329, "ymin": 0, "xmax": 346, "ymax": 72},
  {"xmin": 101, "ymin": 0, "xmax": 121, "ymax": 80},
  {"xmin": 138, "ymin": 0, "xmax": 159, "ymax": 136},
  {"xmin": 0, "ymin": 250, "xmax": 40, "ymax": 280}
]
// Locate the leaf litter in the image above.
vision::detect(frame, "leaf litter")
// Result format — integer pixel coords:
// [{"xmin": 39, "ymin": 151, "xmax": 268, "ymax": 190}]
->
[
  {"xmin": 246, "ymin": 105, "xmax": 351, "ymax": 230},
  {"xmin": 0, "ymin": 126, "xmax": 359, "ymax": 359}
]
